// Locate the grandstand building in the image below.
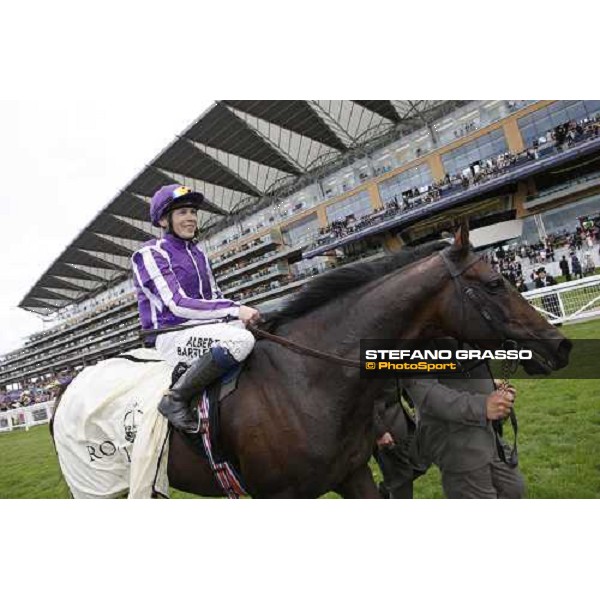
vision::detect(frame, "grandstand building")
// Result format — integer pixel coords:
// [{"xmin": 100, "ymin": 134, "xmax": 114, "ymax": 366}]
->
[{"xmin": 2, "ymin": 99, "xmax": 600, "ymax": 398}]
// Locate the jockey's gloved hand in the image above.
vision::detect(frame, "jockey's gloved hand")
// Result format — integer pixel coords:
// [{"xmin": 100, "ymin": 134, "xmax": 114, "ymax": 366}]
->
[{"xmin": 239, "ymin": 305, "xmax": 261, "ymax": 325}]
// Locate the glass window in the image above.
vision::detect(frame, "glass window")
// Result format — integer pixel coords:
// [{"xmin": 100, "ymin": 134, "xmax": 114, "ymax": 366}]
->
[
  {"xmin": 340, "ymin": 172, "xmax": 357, "ymax": 192},
  {"xmin": 441, "ymin": 129, "xmax": 508, "ymax": 175},
  {"xmin": 519, "ymin": 215, "xmax": 542, "ymax": 244},
  {"xmin": 479, "ymin": 101, "xmax": 510, "ymax": 126},
  {"xmin": 565, "ymin": 102, "xmax": 587, "ymax": 122},
  {"xmin": 378, "ymin": 163, "xmax": 433, "ymax": 204},
  {"xmin": 392, "ymin": 144, "xmax": 412, "ymax": 167},
  {"xmin": 517, "ymin": 101, "xmax": 598, "ymax": 146},
  {"xmin": 540, "ymin": 194, "xmax": 600, "ymax": 234},
  {"xmin": 372, "ymin": 152, "xmax": 394, "ymax": 175},
  {"xmin": 322, "ymin": 176, "xmax": 345, "ymax": 198},
  {"xmin": 290, "ymin": 256, "xmax": 330, "ymax": 277},
  {"xmin": 207, "ymin": 224, "xmax": 239, "ymax": 252},
  {"xmin": 518, "ymin": 194, "xmax": 600, "ymax": 244},
  {"xmin": 281, "ymin": 215, "xmax": 319, "ymax": 246},
  {"xmin": 325, "ymin": 191, "xmax": 372, "ymax": 223},
  {"xmin": 584, "ymin": 100, "xmax": 600, "ymax": 117}
]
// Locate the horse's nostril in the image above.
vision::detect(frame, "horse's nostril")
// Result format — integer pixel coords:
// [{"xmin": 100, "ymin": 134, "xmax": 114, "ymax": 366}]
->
[{"xmin": 557, "ymin": 339, "xmax": 573, "ymax": 366}]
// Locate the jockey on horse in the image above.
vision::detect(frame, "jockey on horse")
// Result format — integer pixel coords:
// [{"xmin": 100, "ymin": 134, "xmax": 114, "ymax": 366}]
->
[{"xmin": 131, "ymin": 184, "xmax": 261, "ymax": 433}]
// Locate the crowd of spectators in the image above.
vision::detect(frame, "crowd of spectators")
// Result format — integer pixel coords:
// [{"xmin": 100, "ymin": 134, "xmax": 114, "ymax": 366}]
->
[
  {"xmin": 234, "ymin": 261, "xmax": 338, "ymax": 302},
  {"xmin": 3, "ymin": 328, "xmax": 140, "ymax": 384},
  {"xmin": 25, "ymin": 286, "xmax": 136, "ymax": 347},
  {"xmin": 541, "ymin": 118, "xmax": 600, "ymax": 151},
  {"xmin": 216, "ymin": 248, "xmax": 282, "ymax": 281},
  {"xmin": 233, "ymin": 223, "xmax": 600, "ymax": 304},
  {"xmin": 234, "ymin": 270, "xmax": 295, "ymax": 302},
  {"xmin": 326, "ymin": 204, "xmax": 395, "ymax": 239},
  {"xmin": 483, "ymin": 225, "xmax": 599, "ymax": 292},
  {"xmin": 223, "ymin": 264, "xmax": 287, "ymax": 296},
  {"xmin": 1, "ymin": 295, "xmax": 138, "ymax": 378},
  {"xmin": 0, "ymin": 368, "xmax": 76, "ymax": 411},
  {"xmin": 5, "ymin": 111, "xmax": 600, "ymax": 393},
  {"xmin": 309, "ymin": 114, "xmax": 600, "ymax": 251},
  {"xmin": 1, "ymin": 319, "xmax": 140, "ymax": 379},
  {"xmin": 212, "ymin": 234, "xmax": 273, "ymax": 266},
  {"xmin": 235, "ymin": 246, "xmax": 384, "ymax": 303}
]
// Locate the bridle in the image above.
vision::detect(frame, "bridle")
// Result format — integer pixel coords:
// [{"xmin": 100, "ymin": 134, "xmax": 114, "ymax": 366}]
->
[
  {"xmin": 439, "ymin": 249, "xmax": 519, "ymax": 467},
  {"xmin": 250, "ymin": 249, "xmax": 519, "ymax": 466},
  {"xmin": 146, "ymin": 250, "xmax": 523, "ymax": 385},
  {"xmin": 248, "ymin": 250, "xmax": 490, "ymax": 368},
  {"xmin": 145, "ymin": 248, "xmax": 520, "ymax": 465}
]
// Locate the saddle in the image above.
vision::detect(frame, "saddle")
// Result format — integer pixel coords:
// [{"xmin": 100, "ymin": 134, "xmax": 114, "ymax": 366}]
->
[{"xmin": 172, "ymin": 362, "xmax": 248, "ymax": 498}]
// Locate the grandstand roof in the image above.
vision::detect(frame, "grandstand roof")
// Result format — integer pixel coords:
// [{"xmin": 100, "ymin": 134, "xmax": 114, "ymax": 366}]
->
[{"xmin": 20, "ymin": 100, "xmax": 465, "ymax": 315}]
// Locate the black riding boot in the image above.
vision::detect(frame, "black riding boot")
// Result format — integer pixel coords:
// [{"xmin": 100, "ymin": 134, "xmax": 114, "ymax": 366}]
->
[{"xmin": 158, "ymin": 347, "xmax": 239, "ymax": 433}]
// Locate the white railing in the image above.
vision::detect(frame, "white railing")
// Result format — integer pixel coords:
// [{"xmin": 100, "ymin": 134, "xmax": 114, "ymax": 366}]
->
[
  {"xmin": 0, "ymin": 400, "xmax": 56, "ymax": 433},
  {"xmin": 522, "ymin": 275, "xmax": 600, "ymax": 324}
]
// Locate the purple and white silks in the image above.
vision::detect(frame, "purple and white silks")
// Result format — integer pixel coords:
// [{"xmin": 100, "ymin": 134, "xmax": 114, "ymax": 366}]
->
[{"xmin": 131, "ymin": 233, "xmax": 240, "ymax": 335}]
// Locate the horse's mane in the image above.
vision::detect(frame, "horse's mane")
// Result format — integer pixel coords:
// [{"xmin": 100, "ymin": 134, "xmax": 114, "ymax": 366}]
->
[{"xmin": 268, "ymin": 239, "xmax": 451, "ymax": 327}]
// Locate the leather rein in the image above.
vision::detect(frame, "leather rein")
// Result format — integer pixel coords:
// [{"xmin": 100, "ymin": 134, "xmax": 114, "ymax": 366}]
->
[
  {"xmin": 249, "ymin": 249, "xmax": 519, "ymax": 467},
  {"xmin": 145, "ymin": 250, "xmax": 520, "ymax": 383},
  {"xmin": 246, "ymin": 325, "xmax": 362, "ymax": 368},
  {"xmin": 249, "ymin": 251, "xmax": 497, "ymax": 371}
]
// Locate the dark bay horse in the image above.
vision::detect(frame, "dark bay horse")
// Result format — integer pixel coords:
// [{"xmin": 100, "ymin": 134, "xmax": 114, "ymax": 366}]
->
[{"xmin": 163, "ymin": 223, "xmax": 571, "ymax": 498}]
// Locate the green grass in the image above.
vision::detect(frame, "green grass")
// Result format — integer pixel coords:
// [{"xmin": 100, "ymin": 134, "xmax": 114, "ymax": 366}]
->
[
  {"xmin": 0, "ymin": 426, "xmax": 71, "ymax": 498},
  {"xmin": 412, "ymin": 374, "xmax": 600, "ymax": 498},
  {"xmin": 1, "ymin": 319, "xmax": 599, "ymax": 498},
  {"xmin": 553, "ymin": 267, "xmax": 600, "ymax": 285}
]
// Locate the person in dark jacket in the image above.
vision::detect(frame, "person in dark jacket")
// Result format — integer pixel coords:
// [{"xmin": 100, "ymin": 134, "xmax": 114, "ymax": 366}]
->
[
  {"xmin": 533, "ymin": 266, "xmax": 557, "ymax": 288},
  {"xmin": 373, "ymin": 381, "xmax": 429, "ymax": 499},
  {"xmin": 515, "ymin": 277, "xmax": 529, "ymax": 293},
  {"xmin": 559, "ymin": 256, "xmax": 571, "ymax": 281},
  {"xmin": 571, "ymin": 254, "xmax": 583, "ymax": 279},
  {"xmin": 534, "ymin": 267, "xmax": 561, "ymax": 319},
  {"xmin": 402, "ymin": 342, "xmax": 525, "ymax": 499}
]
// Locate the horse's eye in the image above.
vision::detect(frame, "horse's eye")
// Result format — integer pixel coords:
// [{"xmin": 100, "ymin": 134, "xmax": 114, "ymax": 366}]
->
[{"xmin": 486, "ymin": 279, "xmax": 504, "ymax": 291}]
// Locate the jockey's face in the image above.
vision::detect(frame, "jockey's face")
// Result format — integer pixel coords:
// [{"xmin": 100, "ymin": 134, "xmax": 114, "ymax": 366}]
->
[{"xmin": 161, "ymin": 206, "xmax": 198, "ymax": 239}]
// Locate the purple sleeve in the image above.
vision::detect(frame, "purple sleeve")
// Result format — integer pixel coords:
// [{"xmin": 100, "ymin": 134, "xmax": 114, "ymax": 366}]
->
[{"xmin": 133, "ymin": 248, "xmax": 240, "ymax": 321}]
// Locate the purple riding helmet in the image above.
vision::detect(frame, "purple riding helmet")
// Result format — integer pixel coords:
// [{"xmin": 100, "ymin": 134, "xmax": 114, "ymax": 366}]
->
[{"xmin": 150, "ymin": 184, "xmax": 206, "ymax": 227}]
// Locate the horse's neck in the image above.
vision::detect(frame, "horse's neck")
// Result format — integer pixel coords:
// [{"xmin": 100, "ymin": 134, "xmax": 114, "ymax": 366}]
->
[
  {"xmin": 256, "ymin": 254, "xmax": 449, "ymax": 441},
  {"xmin": 310, "ymin": 253, "xmax": 448, "ymax": 350}
]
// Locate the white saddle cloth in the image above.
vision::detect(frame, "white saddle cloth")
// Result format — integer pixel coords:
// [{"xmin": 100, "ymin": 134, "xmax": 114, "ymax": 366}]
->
[{"xmin": 53, "ymin": 348, "xmax": 174, "ymax": 499}]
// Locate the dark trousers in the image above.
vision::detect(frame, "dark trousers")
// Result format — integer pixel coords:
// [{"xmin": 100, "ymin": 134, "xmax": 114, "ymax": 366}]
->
[
  {"xmin": 374, "ymin": 441, "xmax": 429, "ymax": 499},
  {"xmin": 374, "ymin": 445, "xmax": 414, "ymax": 498},
  {"xmin": 441, "ymin": 458, "xmax": 525, "ymax": 499}
]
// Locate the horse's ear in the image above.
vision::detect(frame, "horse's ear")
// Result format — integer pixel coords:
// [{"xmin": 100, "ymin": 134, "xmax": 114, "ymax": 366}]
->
[{"xmin": 453, "ymin": 217, "xmax": 470, "ymax": 256}]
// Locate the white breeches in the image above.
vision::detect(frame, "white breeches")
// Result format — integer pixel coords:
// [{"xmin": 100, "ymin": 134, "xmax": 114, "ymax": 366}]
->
[{"xmin": 155, "ymin": 321, "xmax": 255, "ymax": 367}]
